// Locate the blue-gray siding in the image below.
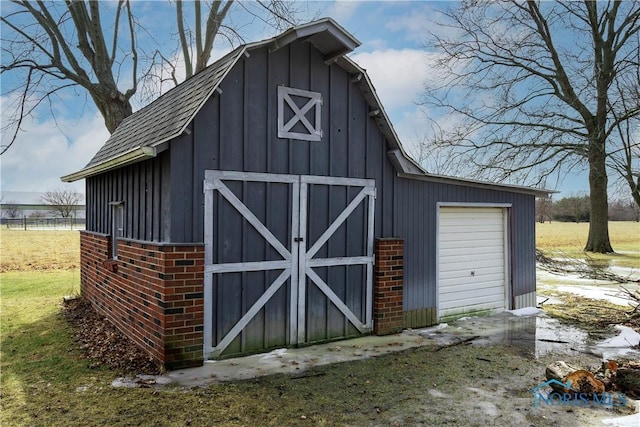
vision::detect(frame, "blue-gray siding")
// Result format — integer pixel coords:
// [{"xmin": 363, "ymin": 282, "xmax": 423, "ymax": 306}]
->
[
  {"xmin": 85, "ymin": 38, "xmax": 537, "ymax": 331},
  {"xmin": 394, "ymin": 178, "xmax": 536, "ymax": 312}
]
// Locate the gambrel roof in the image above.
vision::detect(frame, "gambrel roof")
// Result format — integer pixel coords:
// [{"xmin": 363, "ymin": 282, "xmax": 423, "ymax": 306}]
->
[
  {"xmin": 63, "ymin": 18, "xmax": 423, "ymax": 182},
  {"xmin": 62, "ymin": 18, "xmax": 549, "ymax": 197}
]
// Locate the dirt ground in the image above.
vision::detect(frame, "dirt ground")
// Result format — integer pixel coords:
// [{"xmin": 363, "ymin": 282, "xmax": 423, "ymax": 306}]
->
[{"xmin": 64, "ymin": 294, "xmax": 639, "ymax": 426}]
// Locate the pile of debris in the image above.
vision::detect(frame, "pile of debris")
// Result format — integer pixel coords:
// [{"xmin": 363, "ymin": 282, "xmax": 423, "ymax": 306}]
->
[
  {"xmin": 545, "ymin": 360, "xmax": 640, "ymax": 401},
  {"xmin": 63, "ymin": 297, "xmax": 161, "ymax": 375},
  {"xmin": 536, "ymin": 249, "xmax": 640, "ymax": 286}
]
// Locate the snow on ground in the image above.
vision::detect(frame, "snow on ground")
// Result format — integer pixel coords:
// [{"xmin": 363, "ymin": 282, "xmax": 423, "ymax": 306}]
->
[
  {"xmin": 537, "ymin": 269, "xmax": 631, "ymax": 288},
  {"xmin": 592, "ymin": 325, "xmax": 640, "ymax": 361},
  {"xmin": 508, "ymin": 307, "xmax": 542, "ymax": 316},
  {"xmin": 601, "ymin": 412, "xmax": 640, "ymax": 427},
  {"xmin": 537, "ymin": 265, "xmax": 637, "ymax": 306},
  {"xmin": 597, "ymin": 325, "xmax": 640, "ymax": 348},
  {"xmin": 591, "ymin": 325, "xmax": 640, "ymax": 360},
  {"xmin": 552, "ymin": 285, "xmax": 635, "ymax": 307}
]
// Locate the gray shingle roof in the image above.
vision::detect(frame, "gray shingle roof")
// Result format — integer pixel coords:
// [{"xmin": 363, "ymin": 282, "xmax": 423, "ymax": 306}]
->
[
  {"xmin": 60, "ymin": 18, "xmax": 550, "ymax": 196},
  {"xmin": 65, "ymin": 18, "xmax": 430, "ymax": 185},
  {"xmin": 62, "ymin": 18, "xmax": 369, "ymax": 182},
  {"xmin": 84, "ymin": 48, "xmax": 242, "ymax": 168}
]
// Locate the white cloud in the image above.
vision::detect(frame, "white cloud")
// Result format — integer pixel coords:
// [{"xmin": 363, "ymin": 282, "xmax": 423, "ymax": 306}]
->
[
  {"xmin": 350, "ymin": 48, "xmax": 422, "ymax": 111},
  {"xmin": 385, "ymin": 10, "xmax": 431, "ymax": 43},
  {"xmin": 350, "ymin": 48, "xmax": 442, "ymax": 111},
  {"xmin": 330, "ymin": 1, "xmax": 361, "ymax": 23},
  {"xmin": 0, "ymin": 114, "xmax": 108, "ymax": 193}
]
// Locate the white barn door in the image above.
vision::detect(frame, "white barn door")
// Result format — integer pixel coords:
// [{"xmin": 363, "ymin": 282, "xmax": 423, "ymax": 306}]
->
[{"xmin": 438, "ymin": 206, "xmax": 509, "ymax": 321}]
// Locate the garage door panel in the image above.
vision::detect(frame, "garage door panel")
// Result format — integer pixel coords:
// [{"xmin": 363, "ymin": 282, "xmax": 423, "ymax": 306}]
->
[
  {"xmin": 438, "ymin": 207, "xmax": 508, "ymax": 321},
  {"xmin": 441, "ymin": 294, "xmax": 505, "ymax": 307},
  {"xmin": 440, "ymin": 225, "xmax": 503, "ymax": 237},
  {"xmin": 440, "ymin": 235, "xmax": 503, "ymax": 245},
  {"xmin": 440, "ymin": 283, "xmax": 504, "ymax": 299},
  {"xmin": 439, "ymin": 254, "xmax": 504, "ymax": 268},
  {"xmin": 440, "ymin": 264, "xmax": 504, "ymax": 275},
  {"xmin": 441, "ymin": 261, "xmax": 505, "ymax": 272},
  {"xmin": 439, "ymin": 224, "xmax": 504, "ymax": 236},
  {"xmin": 440, "ymin": 209, "xmax": 504, "ymax": 220},
  {"xmin": 439, "ymin": 281, "xmax": 504, "ymax": 297},
  {"xmin": 439, "ymin": 244, "xmax": 503, "ymax": 255},
  {"xmin": 440, "ymin": 289, "xmax": 504, "ymax": 305},
  {"xmin": 440, "ymin": 296, "xmax": 504, "ymax": 311},
  {"xmin": 440, "ymin": 276, "xmax": 505, "ymax": 289}
]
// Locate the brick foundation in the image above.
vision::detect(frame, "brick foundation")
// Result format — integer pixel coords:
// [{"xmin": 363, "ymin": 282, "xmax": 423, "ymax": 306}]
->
[
  {"xmin": 373, "ymin": 238, "xmax": 404, "ymax": 335},
  {"xmin": 80, "ymin": 231, "xmax": 204, "ymax": 370}
]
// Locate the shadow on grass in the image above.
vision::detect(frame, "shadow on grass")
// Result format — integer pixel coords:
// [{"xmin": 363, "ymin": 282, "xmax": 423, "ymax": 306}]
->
[
  {"xmin": 0, "ymin": 300, "xmax": 620, "ymax": 427},
  {"xmin": 0, "ymin": 307, "xmax": 113, "ymax": 426}
]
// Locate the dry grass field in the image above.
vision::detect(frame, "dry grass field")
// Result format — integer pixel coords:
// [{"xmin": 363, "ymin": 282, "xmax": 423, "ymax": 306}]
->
[
  {"xmin": 536, "ymin": 221, "xmax": 639, "ymax": 250},
  {"xmin": 1, "ymin": 223, "xmax": 636, "ymax": 272},
  {"xmin": 0, "ymin": 229, "xmax": 80, "ymax": 272},
  {"xmin": 536, "ymin": 221, "xmax": 639, "ymax": 269}
]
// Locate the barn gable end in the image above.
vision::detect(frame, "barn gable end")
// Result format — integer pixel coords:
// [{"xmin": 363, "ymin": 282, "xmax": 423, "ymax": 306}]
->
[{"xmin": 63, "ymin": 18, "xmax": 546, "ymax": 370}]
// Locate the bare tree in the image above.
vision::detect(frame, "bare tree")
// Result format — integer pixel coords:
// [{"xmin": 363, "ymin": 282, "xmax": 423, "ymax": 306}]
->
[
  {"xmin": 2, "ymin": 200, "xmax": 21, "ymax": 218},
  {"xmin": 1, "ymin": 0, "xmax": 309, "ymax": 154},
  {"xmin": 421, "ymin": 1, "xmax": 640, "ymax": 253},
  {"xmin": 153, "ymin": 0, "xmax": 304, "ymax": 88},
  {"xmin": 535, "ymin": 195, "xmax": 553, "ymax": 223},
  {"xmin": 41, "ymin": 188, "xmax": 83, "ymax": 218},
  {"xmin": 1, "ymin": 1, "xmax": 139, "ymax": 152}
]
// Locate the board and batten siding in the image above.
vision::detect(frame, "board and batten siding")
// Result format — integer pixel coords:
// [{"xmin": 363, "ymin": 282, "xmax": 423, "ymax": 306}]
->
[
  {"xmin": 167, "ymin": 39, "xmax": 397, "ymax": 243},
  {"xmin": 85, "ymin": 153, "xmax": 170, "ymax": 242},
  {"xmin": 84, "ymin": 37, "xmax": 538, "ymax": 331},
  {"xmin": 84, "ymin": 39, "xmax": 398, "ymax": 243},
  {"xmin": 393, "ymin": 177, "xmax": 536, "ymax": 323}
]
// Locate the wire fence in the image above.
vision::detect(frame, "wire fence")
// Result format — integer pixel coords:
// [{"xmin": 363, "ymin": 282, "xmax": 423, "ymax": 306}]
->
[{"xmin": 2, "ymin": 217, "xmax": 85, "ymax": 230}]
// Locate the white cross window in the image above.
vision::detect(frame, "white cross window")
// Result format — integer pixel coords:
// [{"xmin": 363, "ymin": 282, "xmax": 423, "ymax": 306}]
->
[{"xmin": 277, "ymin": 86, "xmax": 323, "ymax": 142}]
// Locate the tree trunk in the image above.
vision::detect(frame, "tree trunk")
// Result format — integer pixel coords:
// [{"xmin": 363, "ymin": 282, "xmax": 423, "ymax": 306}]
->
[
  {"xmin": 585, "ymin": 137, "xmax": 613, "ymax": 253},
  {"xmin": 93, "ymin": 91, "xmax": 134, "ymax": 134}
]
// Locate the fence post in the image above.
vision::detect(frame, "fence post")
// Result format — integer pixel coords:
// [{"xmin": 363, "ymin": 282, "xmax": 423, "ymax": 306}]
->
[{"xmin": 23, "ymin": 215, "xmax": 26, "ymax": 231}]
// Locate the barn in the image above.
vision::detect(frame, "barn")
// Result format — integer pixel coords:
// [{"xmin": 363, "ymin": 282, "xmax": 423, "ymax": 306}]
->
[{"xmin": 62, "ymin": 18, "xmax": 547, "ymax": 370}]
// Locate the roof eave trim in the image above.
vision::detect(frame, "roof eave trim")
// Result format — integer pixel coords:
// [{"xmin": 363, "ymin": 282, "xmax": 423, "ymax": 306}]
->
[
  {"xmin": 268, "ymin": 18, "xmax": 360, "ymax": 55},
  {"xmin": 397, "ymin": 172, "xmax": 555, "ymax": 197},
  {"xmin": 61, "ymin": 146, "xmax": 158, "ymax": 182}
]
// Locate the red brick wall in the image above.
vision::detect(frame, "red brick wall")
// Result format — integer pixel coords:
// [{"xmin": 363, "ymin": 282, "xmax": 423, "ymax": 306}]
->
[
  {"xmin": 373, "ymin": 238, "xmax": 404, "ymax": 335},
  {"xmin": 80, "ymin": 231, "xmax": 204, "ymax": 370}
]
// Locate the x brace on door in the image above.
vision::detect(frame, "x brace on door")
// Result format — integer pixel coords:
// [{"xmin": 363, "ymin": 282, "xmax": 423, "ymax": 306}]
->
[{"xmin": 203, "ymin": 170, "xmax": 376, "ymax": 358}]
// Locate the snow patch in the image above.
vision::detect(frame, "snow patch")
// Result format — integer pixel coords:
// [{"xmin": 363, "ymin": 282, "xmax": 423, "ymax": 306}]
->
[
  {"xmin": 601, "ymin": 412, "xmax": 640, "ymax": 427},
  {"xmin": 416, "ymin": 323, "xmax": 448, "ymax": 335},
  {"xmin": 259, "ymin": 348, "xmax": 288, "ymax": 360},
  {"xmin": 592, "ymin": 325, "xmax": 640, "ymax": 360},
  {"xmin": 508, "ymin": 307, "xmax": 541, "ymax": 317},
  {"xmin": 428, "ymin": 389, "xmax": 449, "ymax": 398},
  {"xmin": 554, "ymin": 285, "xmax": 634, "ymax": 307},
  {"xmin": 596, "ymin": 326, "xmax": 640, "ymax": 348}
]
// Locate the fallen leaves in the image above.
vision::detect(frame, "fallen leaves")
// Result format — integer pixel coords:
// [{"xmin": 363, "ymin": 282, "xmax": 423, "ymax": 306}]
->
[{"xmin": 62, "ymin": 298, "xmax": 160, "ymax": 375}]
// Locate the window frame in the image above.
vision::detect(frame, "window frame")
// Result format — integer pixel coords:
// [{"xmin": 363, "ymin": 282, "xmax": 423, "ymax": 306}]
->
[
  {"xmin": 109, "ymin": 201, "xmax": 124, "ymax": 259},
  {"xmin": 277, "ymin": 86, "xmax": 323, "ymax": 142}
]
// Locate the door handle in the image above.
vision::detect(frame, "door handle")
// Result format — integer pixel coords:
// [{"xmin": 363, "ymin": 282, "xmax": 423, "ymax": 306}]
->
[{"xmin": 294, "ymin": 237, "xmax": 304, "ymax": 242}]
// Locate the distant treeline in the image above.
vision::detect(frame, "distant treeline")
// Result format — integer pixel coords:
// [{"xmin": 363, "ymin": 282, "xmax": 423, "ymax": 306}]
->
[{"xmin": 535, "ymin": 196, "xmax": 639, "ymax": 223}]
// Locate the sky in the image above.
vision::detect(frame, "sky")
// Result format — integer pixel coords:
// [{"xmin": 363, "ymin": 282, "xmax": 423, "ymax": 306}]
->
[{"xmin": 0, "ymin": 0, "xmax": 594, "ymax": 198}]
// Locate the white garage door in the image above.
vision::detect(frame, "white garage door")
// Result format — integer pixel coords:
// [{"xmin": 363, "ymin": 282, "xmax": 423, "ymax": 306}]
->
[{"xmin": 438, "ymin": 207, "xmax": 508, "ymax": 321}]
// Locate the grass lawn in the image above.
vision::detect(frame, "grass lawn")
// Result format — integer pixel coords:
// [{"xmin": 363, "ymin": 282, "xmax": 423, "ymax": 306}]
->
[
  {"xmin": 0, "ymin": 258, "xmax": 565, "ymax": 426},
  {"xmin": 0, "ymin": 229, "xmax": 80, "ymax": 272},
  {"xmin": 1, "ymin": 224, "xmax": 638, "ymax": 425},
  {"xmin": 536, "ymin": 221, "xmax": 640, "ymax": 268}
]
